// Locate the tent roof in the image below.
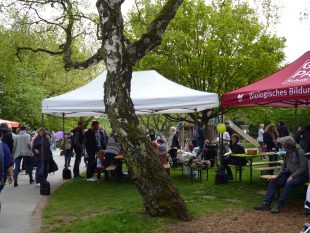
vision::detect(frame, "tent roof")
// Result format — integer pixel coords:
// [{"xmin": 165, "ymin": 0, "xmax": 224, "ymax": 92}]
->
[
  {"xmin": 222, "ymin": 51, "xmax": 310, "ymax": 108},
  {"xmin": 42, "ymin": 70, "xmax": 219, "ymax": 117}
]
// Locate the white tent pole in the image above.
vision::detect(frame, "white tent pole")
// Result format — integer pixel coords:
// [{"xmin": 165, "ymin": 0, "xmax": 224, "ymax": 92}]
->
[{"xmin": 41, "ymin": 113, "xmax": 45, "ymax": 128}]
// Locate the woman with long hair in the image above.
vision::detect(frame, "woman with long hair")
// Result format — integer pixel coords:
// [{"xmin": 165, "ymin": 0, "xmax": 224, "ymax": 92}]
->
[{"xmin": 263, "ymin": 124, "xmax": 279, "ymax": 164}]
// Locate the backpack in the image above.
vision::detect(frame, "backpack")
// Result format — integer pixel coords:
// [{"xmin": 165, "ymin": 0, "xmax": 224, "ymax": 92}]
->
[
  {"xmin": 215, "ymin": 166, "xmax": 228, "ymax": 184},
  {"xmin": 62, "ymin": 167, "xmax": 72, "ymax": 180}
]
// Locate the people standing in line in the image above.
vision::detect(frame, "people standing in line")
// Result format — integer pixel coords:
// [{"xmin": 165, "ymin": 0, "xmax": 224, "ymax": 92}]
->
[
  {"xmin": 222, "ymin": 134, "xmax": 246, "ymax": 181},
  {"xmin": 167, "ymin": 127, "xmax": 180, "ymax": 168},
  {"xmin": 61, "ymin": 132, "xmax": 73, "ymax": 168},
  {"xmin": 85, "ymin": 121, "xmax": 102, "ymax": 182},
  {"xmin": 72, "ymin": 121, "xmax": 85, "ymax": 178},
  {"xmin": 32, "ymin": 128, "xmax": 53, "ymax": 187},
  {"xmin": 257, "ymin": 124, "xmax": 266, "ymax": 159},
  {"xmin": 0, "ymin": 123, "xmax": 14, "ymax": 154},
  {"xmin": 277, "ymin": 121, "xmax": 289, "ymax": 138},
  {"xmin": 12, "ymin": 126, "xmax": 34, "ymax": 187},
  {"xmin": 254, "ymin": 136, "xmax": 308, "ymax": 214},
  {"xmin": 104, "ymin": 134, "xmax": 121, "ymax": 181}
]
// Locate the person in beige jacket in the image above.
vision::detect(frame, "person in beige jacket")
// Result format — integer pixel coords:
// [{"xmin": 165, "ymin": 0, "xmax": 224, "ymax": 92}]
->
[{"xmin": 13, "ymin": 126, "xmax": 33, "ymax": 187}]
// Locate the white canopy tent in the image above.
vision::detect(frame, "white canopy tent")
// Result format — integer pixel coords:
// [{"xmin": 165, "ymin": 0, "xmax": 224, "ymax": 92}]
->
[{"xmin": 42, "ymin": 70, "xmax": 219, "ymax": 117}]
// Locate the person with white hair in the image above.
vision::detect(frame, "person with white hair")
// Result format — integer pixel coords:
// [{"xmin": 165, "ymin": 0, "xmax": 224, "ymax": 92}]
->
[
  {"xmin": 254, "ymin": 136, "xmax": 308, "ymax": 213},
  {"xmin": 167, "ymin": 127, "xmax": 180, "ymax": 168}
]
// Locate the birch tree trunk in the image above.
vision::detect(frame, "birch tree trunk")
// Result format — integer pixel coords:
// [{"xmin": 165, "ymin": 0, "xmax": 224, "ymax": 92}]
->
[{"xmin": 97, "ymin": 0, "xmax": 190, "ymax": 220}]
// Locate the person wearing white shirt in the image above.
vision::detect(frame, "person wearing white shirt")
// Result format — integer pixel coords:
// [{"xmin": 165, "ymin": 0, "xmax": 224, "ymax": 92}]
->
[{"xmin": 223, "ymin": 131, "xmax": 230, "ymax": 153}]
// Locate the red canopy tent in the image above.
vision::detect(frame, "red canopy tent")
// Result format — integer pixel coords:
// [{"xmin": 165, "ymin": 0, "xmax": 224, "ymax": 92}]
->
[
  {"xmin": 222, "ymin": 51, "xmax": 310, "ymax": 108},
  {"xmin": 0, "ymin": 119, "xmax": 20, "ymax": 128}
]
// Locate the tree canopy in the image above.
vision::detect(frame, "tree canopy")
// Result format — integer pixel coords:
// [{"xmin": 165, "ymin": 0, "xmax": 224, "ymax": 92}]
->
[
  {"xmin": 0, "ymin": 20, "xmax": 100, "ymax": 129},
  {"xmin": 127, "ymin": 0, "xmax": 285, "ymax": 125}
]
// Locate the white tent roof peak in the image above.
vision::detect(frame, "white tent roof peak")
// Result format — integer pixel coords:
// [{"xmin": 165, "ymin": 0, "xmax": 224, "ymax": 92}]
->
[{"xmin": 42, "ymin": 70, "xmax": 219, "ymax": 117}]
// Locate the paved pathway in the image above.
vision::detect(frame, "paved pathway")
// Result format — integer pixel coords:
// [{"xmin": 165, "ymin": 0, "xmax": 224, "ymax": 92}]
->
[{"xmin": 0, "ymin": 150, "xmax": 85, "ymax": 233}]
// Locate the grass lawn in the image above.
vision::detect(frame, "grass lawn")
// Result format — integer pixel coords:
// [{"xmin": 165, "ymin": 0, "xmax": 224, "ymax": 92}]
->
[{"xmin": 42, "ymin": 163, "xmax": 306, "ymax": 233}]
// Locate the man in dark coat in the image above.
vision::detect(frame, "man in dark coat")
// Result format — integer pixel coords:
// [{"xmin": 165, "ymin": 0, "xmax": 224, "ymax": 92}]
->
[
  {"xmin": 72, "ymin": 121, "xmax": 85, "ymax": 178},
  {"xmin": 85, "ymin": 121, "xmax": 102, "ymax": 181}
]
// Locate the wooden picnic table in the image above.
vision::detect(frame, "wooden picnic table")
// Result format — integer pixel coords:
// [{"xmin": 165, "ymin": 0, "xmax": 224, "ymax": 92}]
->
[{"xmin": 231, "ymin": 152, "xmax": 285, "ymax": 184}]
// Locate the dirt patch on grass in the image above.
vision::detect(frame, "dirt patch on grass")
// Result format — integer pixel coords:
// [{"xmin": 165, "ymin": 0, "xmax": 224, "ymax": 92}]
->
[{"xmin": 167, "ymin": 207, "xmax": 310, "ymax": 233}]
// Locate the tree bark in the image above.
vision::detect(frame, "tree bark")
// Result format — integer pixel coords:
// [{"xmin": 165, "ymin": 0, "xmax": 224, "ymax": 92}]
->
[{"xmin": 97, "ymin": 0, "xmax": 191, "ymax": 221}]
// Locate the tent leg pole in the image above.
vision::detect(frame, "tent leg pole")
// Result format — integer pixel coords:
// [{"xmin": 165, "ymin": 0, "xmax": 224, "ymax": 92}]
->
[
  {"xmin": 220, "ymin": 108, "xmax": 224, "ymax": 167},
  {"xmin": 294, "ymin": 102, "xmax": 297, "ymax": 132},
  {"xmin": 62, "ymin": 113, "xmax": 67, "ymax": 167},
  {"xmin": 42, "ymin": 113, "xmax": 45, "ymax": 128}
]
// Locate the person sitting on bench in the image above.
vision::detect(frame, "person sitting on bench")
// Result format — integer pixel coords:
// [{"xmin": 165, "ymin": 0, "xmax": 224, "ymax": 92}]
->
[
  {"xmin": 254, "ymin": 136, "xmax": 308, "ymax": 214},
  {"xmin": 222, "ymin": 134, "xmax": 246, "ymax": 181}
]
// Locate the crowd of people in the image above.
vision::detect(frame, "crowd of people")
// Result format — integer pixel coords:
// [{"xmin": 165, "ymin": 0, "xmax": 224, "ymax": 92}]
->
[{"xmin": 2, "ymin": 118, "xmax": 310, "ymax": 216}]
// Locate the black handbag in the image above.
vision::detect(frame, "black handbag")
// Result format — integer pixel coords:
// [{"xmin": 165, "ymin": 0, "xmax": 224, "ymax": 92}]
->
[
  {"xmin": 40, "ymin": 181, "xmax": 50, "ymax": 196},
  {"xmin": 49, "ymin": 159, "xmax": 59, "ymax": 173},
  {"xmin": 62, "ymin": 167, "xmax": 72, "ymax": 180}
]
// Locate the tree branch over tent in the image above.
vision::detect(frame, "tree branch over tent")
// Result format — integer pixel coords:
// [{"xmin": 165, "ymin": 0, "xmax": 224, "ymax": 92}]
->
[{"xmin": 128, "ymin": 0, "xmax": 183, "ymax": 65}]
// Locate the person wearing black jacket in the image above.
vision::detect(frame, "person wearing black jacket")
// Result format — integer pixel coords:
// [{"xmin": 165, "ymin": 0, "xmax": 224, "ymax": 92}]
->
[
  {"xmin": 222, "ymin": 134, "xmax": 246, "ymax": 181},
  {"xmin": 85, "ymin": 121, "xmax": 102, "ymax": 181},
  {"xmin": 72, "ymin": 122, "xmax": 85, "ymax": 178},
  {"xmin": 32, "ymin": 128, "xmax": 53, "ymax": 186}
]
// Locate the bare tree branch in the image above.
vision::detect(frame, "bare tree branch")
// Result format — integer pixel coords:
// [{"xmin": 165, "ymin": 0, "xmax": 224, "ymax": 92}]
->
[
  {"xmin": 64, "ymin": 48, "xmax": 105, "ymax": 70},
  {"xmin": 16, "ymin": 46, "xmax": 64, "ymax": 57}
]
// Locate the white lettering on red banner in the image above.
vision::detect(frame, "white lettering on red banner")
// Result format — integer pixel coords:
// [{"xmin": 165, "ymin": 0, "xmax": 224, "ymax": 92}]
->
[
  {"xmin": 283, "ymin": 60, "xmax": 310, "ymax": 84},
  {"xmin": 246, "ymin": 87, "xmax": 310, "ymax": 100}
]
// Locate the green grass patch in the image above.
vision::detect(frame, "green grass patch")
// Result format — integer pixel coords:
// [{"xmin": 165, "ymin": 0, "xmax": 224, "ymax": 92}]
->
[{"xmin": 42, "ymin": 166, "xmax": 305, "ymax": 233}]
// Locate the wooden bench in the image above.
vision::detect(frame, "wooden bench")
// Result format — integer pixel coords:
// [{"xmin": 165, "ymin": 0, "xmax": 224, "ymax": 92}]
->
[
  {"xmin": 228, "ymin": 165, "xmax": 243, "ymax": 182},
  {"xmin": 252, "ymin": 161, "xmax": 283, "ymax": 166},
  {"xmin": 254, "ymin": 166, "xmax": 282, "ymax": 172},
  {"xmin": 114, "ymin": 155, "xmax": 124, "ymax": 160}
]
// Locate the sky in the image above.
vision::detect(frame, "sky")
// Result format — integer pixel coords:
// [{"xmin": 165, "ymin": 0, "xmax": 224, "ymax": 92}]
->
[
  {"xmin": 275, "ymin": 0, "xmax": 310, "ymax": 63},
  {"xmin": 121, "ymin": 0, "xmax": 310, "ymax": 63}
]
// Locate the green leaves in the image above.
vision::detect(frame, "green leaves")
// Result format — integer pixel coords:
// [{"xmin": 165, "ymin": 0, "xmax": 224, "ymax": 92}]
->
[
  {"xmin": 0, "ymin": 23, "xmax": 99, "ymax": 129},
  {"xmin": 126, "ymin": 0, "xmax": 285, "ymax": 125}
]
